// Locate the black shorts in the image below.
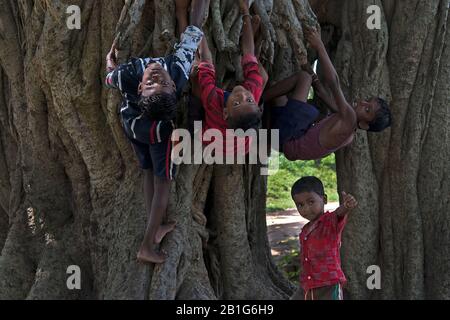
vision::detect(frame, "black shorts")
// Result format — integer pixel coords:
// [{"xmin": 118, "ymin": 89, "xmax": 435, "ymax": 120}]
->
[
  {"xmin": 271, "ymin": 99, "xmax": 320, "ymax": 147},
  {"xmin": 129, "ymin": 137, "xmax": 176, "ymax": 180}
]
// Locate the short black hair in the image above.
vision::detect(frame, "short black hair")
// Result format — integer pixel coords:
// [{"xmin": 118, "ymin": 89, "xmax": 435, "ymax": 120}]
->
[
  {"xmin": 368, "ymin": 98, "xmax": 392, "ymax": 132},
  {"xmin": 138, "ymin": 92, "xmax": 178, "ymax": 121},
  {"xmin": 227, "ymin": 111, "xmax": 262, "ymax": 131},
  {"xmin": 291, "ymin": 176, "xmax": 325, "ymax": 198}
]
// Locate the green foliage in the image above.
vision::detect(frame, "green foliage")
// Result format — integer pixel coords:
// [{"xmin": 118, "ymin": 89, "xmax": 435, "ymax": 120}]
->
[
  {"xmin": 267, "ymin": 153, "xmax": 337, "ymax": 212},
  {"xmin": 277, "ymin": 248, "xmax": 300, "ymax": 283}
]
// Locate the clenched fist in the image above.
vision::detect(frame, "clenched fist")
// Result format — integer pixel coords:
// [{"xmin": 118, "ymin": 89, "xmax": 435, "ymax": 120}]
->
[{"xmin": 342, "ymin": 192, "xmax": 358, "ymax": 210}]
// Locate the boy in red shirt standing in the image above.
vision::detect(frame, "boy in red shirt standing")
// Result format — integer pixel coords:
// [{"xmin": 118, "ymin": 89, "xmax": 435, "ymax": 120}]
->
[{"xmin": 291, "ymin": 176, "xmax": 358, "ymax": 300}]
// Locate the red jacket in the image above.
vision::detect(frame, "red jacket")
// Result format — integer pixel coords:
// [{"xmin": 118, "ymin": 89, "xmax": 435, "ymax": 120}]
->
[
  {"xmin": 197, "ymin": 54, "xmax": 263, "ymax": 155},
  {"xmin": 299, "ymin": 211, "xmax": 348, "ymax": 291}
]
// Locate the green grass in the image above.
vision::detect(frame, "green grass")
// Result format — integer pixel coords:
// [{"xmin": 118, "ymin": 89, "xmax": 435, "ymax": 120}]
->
[
  {"xmin": 267, "ymin": 153, "xmax": 337, "ymax": 212},
  {"xmin": 277, "ymin": 248, "xmax": 300, "ymax": 282}
]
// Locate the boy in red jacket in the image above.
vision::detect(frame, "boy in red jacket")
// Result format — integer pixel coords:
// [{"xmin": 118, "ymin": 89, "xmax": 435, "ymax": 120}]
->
[{"xmin": 291, "ymin": 176, "xmax": 357, "ymax": 300}]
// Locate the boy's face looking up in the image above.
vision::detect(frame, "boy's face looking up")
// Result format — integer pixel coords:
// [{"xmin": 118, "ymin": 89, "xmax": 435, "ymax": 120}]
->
[
  {"xmin": 224, "ymin": 85, "xmax": 261, "ymax": 122},
  {"xmin": 292, "ymin": 191, "xmax": 327, "ymax": 222},
  {"xmin": 353, "ymin": 97, "xmax": 381, "ymax": 130},
  {"xmin": 139, "ymin": 63, "xmax": 176, "ymax": 97}
]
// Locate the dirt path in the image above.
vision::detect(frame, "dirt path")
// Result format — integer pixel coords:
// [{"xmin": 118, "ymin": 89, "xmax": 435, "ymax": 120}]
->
[{"xmin": 266, "ymin": 203, "xmax": 339, "ymax": 264}]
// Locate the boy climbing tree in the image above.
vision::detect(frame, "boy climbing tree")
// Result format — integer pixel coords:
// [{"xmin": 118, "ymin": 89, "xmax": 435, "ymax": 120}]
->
[
  {"xmin": 196, "ymin": 0, "xmax": 268, "ymax": 156},
  {"xmin": 263, "ymin": 27, "xmax": 392, "ymax": 160},
  {"xmin": 105, "ymin": 0, "xmax": 208, "ymax": 264}
]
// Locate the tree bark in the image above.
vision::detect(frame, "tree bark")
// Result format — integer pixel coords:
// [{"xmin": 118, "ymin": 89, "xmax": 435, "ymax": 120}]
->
[
  {"xmin": 0, "ymin": 0, "xmax": 448, "ymax": 300},
  {"xmin": 0, "ymin": 0, "xmax": 318, "ymax": 300},
  {"xmin": 315, "ymin": 0, "xmax": 450, "ymax": 299}
]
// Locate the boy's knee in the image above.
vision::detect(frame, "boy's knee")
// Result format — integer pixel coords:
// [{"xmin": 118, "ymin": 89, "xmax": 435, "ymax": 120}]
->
[
  {"xmin": 296, "ymin": 71, "xmax": 312, "ymax": 85},
  {"xmin": 291, "ymin": 71, "xmax": 313, "ymax": 103}
]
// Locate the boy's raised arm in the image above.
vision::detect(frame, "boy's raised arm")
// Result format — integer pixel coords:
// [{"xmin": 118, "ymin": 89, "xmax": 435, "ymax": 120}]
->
[
  {"xmin": 105, "ymin": 38, "xmax": 118, "ymax": 73},
  {"xmin": 240, "ymin": 0, "xmax": 255, "ymax": 56},
  {"xmin": 259, "ymin": 63, "xmax": 269, "ymax": 90},
  {"xmin": 311, "ymin": 75, "xmax": 339, "ymax": 113},
  {"xmin": 305, "ymin": 28, "xmax": 353, "ymax": 117},
  {"xmin": 198, "ymin": 37, "xmax": 213, "ymax": 63},
  {"xmin": 105, "ymin": 38, "xmax": 124, "ymax": 90},
  {"xmin": 334, "ymin": 192, "xmax": 358, "ymax": 219},
  {"xmin": 305, "ymin": 28, "xmax": 338, "ymax": 89},
  {"xmin": 197, "ymin": 38, "xmax": 217, "ymax": 108}
]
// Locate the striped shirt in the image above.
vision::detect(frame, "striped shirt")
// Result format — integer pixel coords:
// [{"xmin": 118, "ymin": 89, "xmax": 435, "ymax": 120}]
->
[
  {"xmin": 197, "ymin": 54, "xmax": 263, "ymax": 155},
  {"xmin": 105, "ymin": 25, "xmax": 203, "ymax": 144}
]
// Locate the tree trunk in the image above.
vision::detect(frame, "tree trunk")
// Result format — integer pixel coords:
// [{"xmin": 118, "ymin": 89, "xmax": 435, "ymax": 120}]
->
[
  {"xmin": 313, "ymin": 0, "xmax": 450, "ymax": 299},
  {"xmin": 1, "ymin": 0, "xmax": 448, "ymax": 300},
  {"xmin": 0, "ymin": 0, "xmax": 319, "ymax": 300}
]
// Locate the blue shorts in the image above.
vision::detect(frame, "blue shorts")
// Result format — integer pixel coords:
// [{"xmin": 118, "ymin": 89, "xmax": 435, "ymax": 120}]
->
[
  {"xmin": 127, "ymin": 120, "xmax": 176, "ymax": 180},
  {"xmin": 271, "ymin": 99, "xmax": 319, "ymax": 147}
]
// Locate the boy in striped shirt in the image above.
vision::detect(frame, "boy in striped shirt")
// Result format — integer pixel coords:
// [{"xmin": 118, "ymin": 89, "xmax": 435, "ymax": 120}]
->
[{"xmin": 105, "ymin": 0, "xmax": 207, "ymax": 264}]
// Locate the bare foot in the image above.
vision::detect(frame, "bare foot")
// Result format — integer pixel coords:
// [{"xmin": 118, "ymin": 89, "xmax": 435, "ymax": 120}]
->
[
  {"xmin": 154, "ymin": 221, "xmax": 177, "ymax": 244},
  {"xmin": 137, "ymin": 246, "xmax": 166, "ymax": 264}
]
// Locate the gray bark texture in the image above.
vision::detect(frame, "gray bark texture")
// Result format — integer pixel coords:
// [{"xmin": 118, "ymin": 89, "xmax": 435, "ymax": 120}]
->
[
  {"xmin": 0, "ymin": 0, "xmax": 449, "ymax": 300},
  {"xmin": 311, "ymin": 0, "xmax": 449, "ymax": 299}
]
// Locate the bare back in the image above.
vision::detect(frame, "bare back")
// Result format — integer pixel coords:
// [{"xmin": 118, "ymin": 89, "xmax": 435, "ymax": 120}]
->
[{"xmin": 318, "ymin": 103, "xmax": 357, "ymax": 150}]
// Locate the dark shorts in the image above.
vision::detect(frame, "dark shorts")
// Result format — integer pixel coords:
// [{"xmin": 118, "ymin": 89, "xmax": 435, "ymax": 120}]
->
[
  {"xmin": 129, "ymin": 137, "xmax": 176, "ymax": 180},
  {"xmin": 271, "ymin": 99, "xmax": 319, "ymax": 149},
  {"xmin": 127, "ymin": 122, "xmax": 176, "ymax": 180}
]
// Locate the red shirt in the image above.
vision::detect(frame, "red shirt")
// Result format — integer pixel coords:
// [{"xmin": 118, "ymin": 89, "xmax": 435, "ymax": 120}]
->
[
  {"xmin": 299, "ymin": 211, "xmax": 348, "ymax": 291},
  {"xmin": 197, "ymin": 54, "xmax": 263, "ymax": 155}
]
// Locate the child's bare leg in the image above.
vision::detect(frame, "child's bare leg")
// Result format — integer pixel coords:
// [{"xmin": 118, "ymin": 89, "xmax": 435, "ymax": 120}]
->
[
  {"xmin": 143, "ymin": 170, "xmax": 175, "ymax": 244},
  {"xmin": 143, "ymin": 169, "xmax": 154, "ymax": 222},
  {"xmin": 290, "ymin": 70, "xmax": 312, "ymax": 103},
  {"xmin": 151, "ymin": 178, "xmax": 174, "ymax": 244},
  {"xmin": 263, "ymin": 71, "xmax": 308, "ymax": 103},
  {"xmin": 137, "ymin": 177, "xmax": 172, "ymax": 264},
  {"xmin": 155, "ymin": 221, "xmax": 176, "ymax": 244}
]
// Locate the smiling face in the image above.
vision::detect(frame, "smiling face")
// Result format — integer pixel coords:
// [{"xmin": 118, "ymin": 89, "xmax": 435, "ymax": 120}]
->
[
  {"xmin": 224, "ymin": 85, "xmax": 261, "ymax": 122},
  {"xmin": 139, "ymin": 63, "xmax": 176, "ymax": 97},
  {"xmin": 353, "ymin": 98, "xmax": 381, "ymax": 130},
  {"xmin": 292, "ymin": 191, "xmax": 327, "ymax": 222}
]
